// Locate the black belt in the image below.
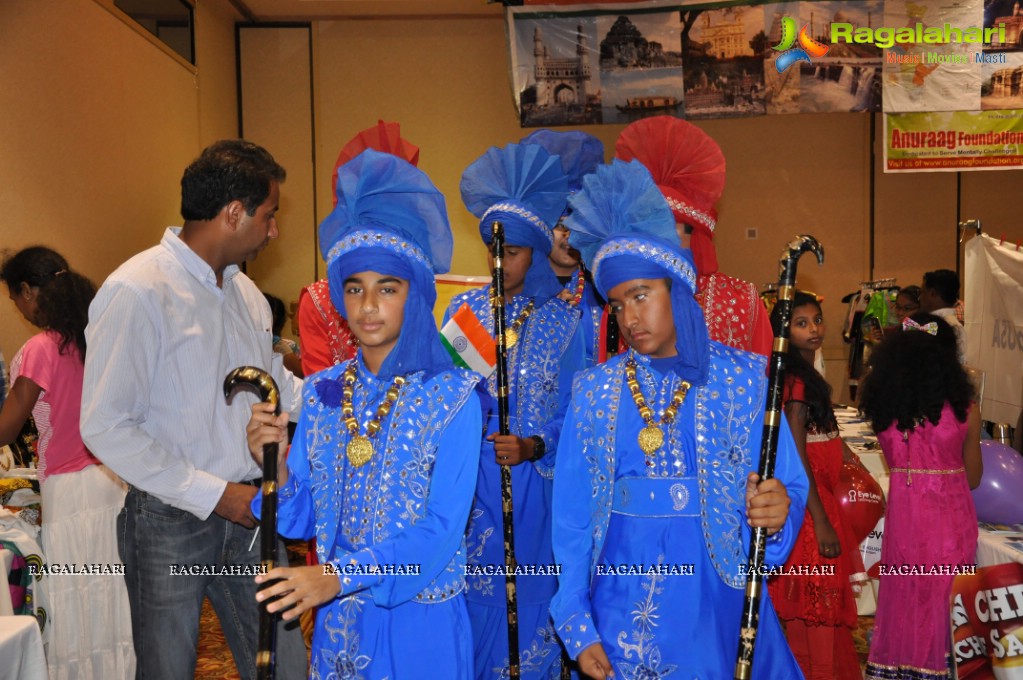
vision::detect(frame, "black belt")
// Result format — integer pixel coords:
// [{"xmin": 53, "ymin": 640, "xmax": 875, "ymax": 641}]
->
[{"xmin": 238, "ymin": 477, "xmax": 263, "ymax": 487}]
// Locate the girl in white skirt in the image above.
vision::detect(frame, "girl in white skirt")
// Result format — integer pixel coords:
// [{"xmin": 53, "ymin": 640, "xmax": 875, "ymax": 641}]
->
[{"xmin": 0, "ymin": 246, "xmax": 135, "ymax": 680}]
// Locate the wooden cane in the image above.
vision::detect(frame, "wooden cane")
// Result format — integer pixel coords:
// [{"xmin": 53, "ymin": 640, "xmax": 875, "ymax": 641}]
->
[
  {"xmin": 734, "ymin": 235, "xmax": 824, "ymax": 680},
  {"xmin": 490, "ymin": 221, "xmax": 522, "ymax": 680},
  {"xmin": 224, "ymin": 366, "xmax": 281, "ymax": 680}
]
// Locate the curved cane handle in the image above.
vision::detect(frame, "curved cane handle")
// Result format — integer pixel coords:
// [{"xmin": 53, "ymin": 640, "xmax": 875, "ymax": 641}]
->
[{"xmin": 224, "ymin": 366, "xmax": 281, "ymax": 415}]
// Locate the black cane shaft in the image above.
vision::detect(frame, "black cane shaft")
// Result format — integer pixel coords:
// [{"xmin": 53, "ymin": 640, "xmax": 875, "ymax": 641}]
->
[
  {"xmin": 223, "ymin": 366, "xmax": 282, "ymax": 680},
  {"xmin": 256, "ymin": 441, "xmax": 279, "ymax": 680},
  {"xmin": 490, "ymin": 222, "xmax": 521, "ymax": 679},
  {"xmin": 735, "ymin": 236, "xmax": 823, "ymax": 680}
]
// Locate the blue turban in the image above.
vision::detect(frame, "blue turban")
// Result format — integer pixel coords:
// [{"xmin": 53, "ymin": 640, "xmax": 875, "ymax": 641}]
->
[
  {"xmin": 460, "ymin": 143, "xmax": 569, "ymax": 303},
  {"xmin": 321, "ymin": 149, "xmax": 453, "ymax": 381},
  {"xmin": 567, "ymin": 159, "xmax": 709, "ymax": 384},
  {"xmin": 520, "ymin": 129, "xmax": 605, "ymax": 194}
]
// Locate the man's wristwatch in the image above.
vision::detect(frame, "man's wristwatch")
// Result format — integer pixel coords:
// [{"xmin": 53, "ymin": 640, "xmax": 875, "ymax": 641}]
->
[{"xmin": 528, "ymin": 435, "xmax": 546, "ymax": 462}]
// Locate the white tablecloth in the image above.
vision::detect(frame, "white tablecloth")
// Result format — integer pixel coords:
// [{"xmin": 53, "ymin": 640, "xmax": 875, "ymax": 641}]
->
[
  {"xmin": 0, "ymin": 549, "xmax": 13, "ymax": 616},
  {"xmin": 0, "ymin": 616, "xmax": 47, "ymax": 680},
  {"xmin": 835, "ymin": 406, "xmax": 890, "ymax": 497},
  {"xmin": 976, "ymin": 529, "xmax": 1023, "ymax": 568}
]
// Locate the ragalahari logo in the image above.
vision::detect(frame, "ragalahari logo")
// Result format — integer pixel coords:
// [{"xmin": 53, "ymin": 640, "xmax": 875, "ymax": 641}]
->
[{"xmin": 773, "ymin": 16, "xmax": 830, "ymax": 73}]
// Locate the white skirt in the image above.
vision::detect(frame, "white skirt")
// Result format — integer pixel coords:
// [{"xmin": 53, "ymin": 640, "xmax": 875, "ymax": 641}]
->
[{"xmin": 41, "ymin": 464, "xmax": 135, "ymax": 680}]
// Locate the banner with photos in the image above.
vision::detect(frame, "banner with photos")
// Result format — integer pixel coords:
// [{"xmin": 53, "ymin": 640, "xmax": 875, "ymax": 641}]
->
[{"xmin": 507, "ymin": 0, "xmax": 1023, "ymax": 169}]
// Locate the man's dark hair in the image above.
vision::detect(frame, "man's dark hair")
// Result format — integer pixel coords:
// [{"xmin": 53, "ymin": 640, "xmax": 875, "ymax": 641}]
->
[
  {"xmin": 180, "ymin": 140, "xmax": 286, "ymax": 221},
  {"xmin": 922, "ymin": 269, "xmax": 959, "ymax": 306}
]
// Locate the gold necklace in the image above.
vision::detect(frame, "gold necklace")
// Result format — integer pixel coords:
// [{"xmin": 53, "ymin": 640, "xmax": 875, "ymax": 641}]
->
[
  {"xmin": 566, "ymin": 270, "xmax": 586, "ymax": 307},
  {"xmin": 340, "ymin": 362, "xmax": 406, "ymax": 468},
  {"xmin": 625, "ymin": 356, "xmax": 691, "ymax": 460},
  {"xmin": 490, "ymin": 296, "xmax": 535, "ymax": 348}
]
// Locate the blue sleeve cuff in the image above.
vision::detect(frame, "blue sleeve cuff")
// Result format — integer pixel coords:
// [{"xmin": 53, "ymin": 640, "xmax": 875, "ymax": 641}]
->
[
  {"xmin": 329, "ymin": 549, "xmax": 383, "ymax": 596},
  {"xmin": 557, "ymin": 612, "xmax": 602, "ymax": 660}
]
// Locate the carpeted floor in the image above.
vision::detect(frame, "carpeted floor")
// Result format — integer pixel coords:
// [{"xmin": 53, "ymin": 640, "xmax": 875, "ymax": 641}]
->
[{"xmin": 194, "ymin": 541, "xmax": 312, "ymax": 679}]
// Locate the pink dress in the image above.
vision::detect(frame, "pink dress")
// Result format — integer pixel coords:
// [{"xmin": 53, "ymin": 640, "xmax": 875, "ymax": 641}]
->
[{"xmin": 866, "ymin": 403, "xmax": 977, "ymax": 680}]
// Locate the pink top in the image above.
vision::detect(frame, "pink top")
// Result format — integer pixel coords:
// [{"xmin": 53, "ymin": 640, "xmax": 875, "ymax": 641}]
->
[{"xmin": 10, "ymin": 331, "xmax": 98, "ymax": 483}]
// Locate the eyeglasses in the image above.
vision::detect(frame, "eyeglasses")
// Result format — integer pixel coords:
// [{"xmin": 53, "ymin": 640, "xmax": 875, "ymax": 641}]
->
[{"xmin": 895, "ymin": 303, "xmax": 919, "ymax": 313}]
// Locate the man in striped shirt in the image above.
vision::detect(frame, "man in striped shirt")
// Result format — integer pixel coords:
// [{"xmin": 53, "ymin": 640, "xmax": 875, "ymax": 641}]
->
[{"xmin": 81, "ymin": 140, "xmax": 306, "ymax": 680}]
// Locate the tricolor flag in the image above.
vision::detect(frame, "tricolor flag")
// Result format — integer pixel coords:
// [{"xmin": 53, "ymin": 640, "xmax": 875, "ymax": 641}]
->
[{"xmin": 440, "ymin": 303, "xmax": 496, "ymax": 377}]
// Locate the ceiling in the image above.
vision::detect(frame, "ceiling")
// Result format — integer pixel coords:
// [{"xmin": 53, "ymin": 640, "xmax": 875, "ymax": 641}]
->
[{"xmin": 230, "ymin": 0, "xmax": 505, "ymax": 21}]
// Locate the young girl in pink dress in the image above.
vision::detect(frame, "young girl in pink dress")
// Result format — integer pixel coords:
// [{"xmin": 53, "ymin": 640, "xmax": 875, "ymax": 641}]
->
[
  {"xmin": 0, "ymin": 246, "xmax": 135, "ymax": 679},
  {"xmin": 859, "ymin": 313, "xmax": 983, "ymax": 680},
  {"xmin": 767, "ymin": 292, "xmax": 866, "ymax": 680}
]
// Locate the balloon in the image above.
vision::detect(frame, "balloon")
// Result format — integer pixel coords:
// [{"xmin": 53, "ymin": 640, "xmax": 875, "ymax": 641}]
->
[
  {"xmin": 971, "ymin": 441, "xmax": 1023, "ymax": 525},
  {"xmin": 835, "ymin": 461, "xmax": 886, "ymax": 544}
]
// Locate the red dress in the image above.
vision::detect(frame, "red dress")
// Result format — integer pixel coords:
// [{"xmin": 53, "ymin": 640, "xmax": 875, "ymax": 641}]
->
[
  {"xmin": 297, "ymin": 279, "xmax": 358, "ymax": 375},
  {"xmin": 695, "ymin": 272, "xmax": 773, "ymax": 357},
  {"xmin": 768, "ymin": 376, "xmax": 865, "ymax": 680}
]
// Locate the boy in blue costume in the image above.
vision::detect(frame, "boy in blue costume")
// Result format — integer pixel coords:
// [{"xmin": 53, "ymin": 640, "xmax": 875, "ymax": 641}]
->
[
  {"xmin": 246, "ymin": 149, "xmax": 483, "ymax": 679},
  {"xmin": 449, "ymin": 142, "xmax": 586, "ymax": 679},
  {"xmin": 551, "ymin": 159, "xmax": 809, "ymax": 680},
  {"xmin": 521, "ymin": 129, "xmax": 606, "ymax": 366}
]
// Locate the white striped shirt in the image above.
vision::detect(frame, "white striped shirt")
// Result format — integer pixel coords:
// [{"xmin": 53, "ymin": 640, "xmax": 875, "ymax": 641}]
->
[{"xmin": 81, "ymin": 228, "xmax": 303, "ymax": 519}]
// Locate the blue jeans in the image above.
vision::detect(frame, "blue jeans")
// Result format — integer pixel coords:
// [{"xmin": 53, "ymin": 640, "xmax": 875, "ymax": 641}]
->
[{"xmin": 118, "ymin": 488, "xmax": 306, "ymax": 680}]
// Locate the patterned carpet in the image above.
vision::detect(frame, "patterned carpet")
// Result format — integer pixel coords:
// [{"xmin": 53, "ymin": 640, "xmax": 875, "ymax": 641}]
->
[{"xmin": 195, "ymin": 541, "xmax": 313, "ymax": 680}]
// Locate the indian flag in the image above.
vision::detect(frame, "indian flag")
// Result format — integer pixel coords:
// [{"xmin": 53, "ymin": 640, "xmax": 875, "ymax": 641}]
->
[{"xmin": 440, "ymin": 303, "xmax": 496, "ymax": 377}]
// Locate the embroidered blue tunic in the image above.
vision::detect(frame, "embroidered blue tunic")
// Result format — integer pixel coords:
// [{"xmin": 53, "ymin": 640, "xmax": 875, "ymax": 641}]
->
[
  {"xmin": 445, "ymin": 287, "xmax": 585, "ymax": 680},
  {"xmin": 566, "ymin": 273, "xmax": 604, "ymax": 368},
  {"xmin": 254, "ymin": 355, "xmax": 483, "ymax": 680},
  {"xmin": 551, "ymin": 346, "xmax": 809, "ymax": 680}
]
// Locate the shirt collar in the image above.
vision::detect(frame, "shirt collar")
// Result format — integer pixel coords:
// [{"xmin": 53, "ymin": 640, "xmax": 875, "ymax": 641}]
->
[{"xmin": 161, "ymin": 227, "xmax": 241, "ymax": 290}]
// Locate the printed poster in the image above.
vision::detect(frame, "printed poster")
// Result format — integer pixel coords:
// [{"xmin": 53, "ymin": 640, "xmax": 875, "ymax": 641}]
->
[
  {"xmin": 883, "ymin": 109, "xmax": 1023, "ymax": 171},
  {"xmin": 951, "ymin": 562, "xmax": 1023, "ymax": 679},
  {"xmin": 964, "ymin": 233, "xmax": 1023, "ymax": 426}
]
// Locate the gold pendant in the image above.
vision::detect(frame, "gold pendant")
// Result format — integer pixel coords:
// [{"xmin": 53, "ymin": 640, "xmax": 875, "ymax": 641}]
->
[
  {"xmin": 505, "ymin": 327, "xmax": 519, "ymax": 348},
  {"xmin": 346, "ymin": 435, "xmax": 374, "ymax": 468},
  {"xmin": 637, "ymin": 425, "xmax": 664, "ymax": 455}
]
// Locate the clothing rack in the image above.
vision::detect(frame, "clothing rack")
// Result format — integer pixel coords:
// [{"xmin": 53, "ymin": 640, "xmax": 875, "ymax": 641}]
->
[{"xmin": 859, "ymin": 277, "xmax": 897, "ymax": 291}]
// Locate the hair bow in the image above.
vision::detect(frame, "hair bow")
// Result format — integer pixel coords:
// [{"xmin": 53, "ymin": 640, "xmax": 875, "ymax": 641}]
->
[{"xmin": 902, "ymin": 318, "xmax": 938, "ymax": 335}]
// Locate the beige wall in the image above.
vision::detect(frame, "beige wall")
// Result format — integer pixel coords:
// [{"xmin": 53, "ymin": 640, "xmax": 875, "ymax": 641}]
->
[
  {"xmin": 0, "ymin": 0, "xmax": 240, "ymax": 360},
  {"xmin": 239, "ymin": 26, "xmax": 318, "ymax": 309},
  {"xmin": 2, "ymin": 6, "xmax": 1021, "ymax": 404},
  {"xmin": 290, "ymin": 16, "xmax": 1022, "ymax": 401}
]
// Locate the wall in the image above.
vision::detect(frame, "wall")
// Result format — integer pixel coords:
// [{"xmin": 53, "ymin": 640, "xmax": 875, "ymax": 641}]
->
[
  {"xmin": 0, "ymin": 0, "xmax": 241, "ymax": 361},
  {"xmin": 2, "ymin": 5, "xmax": 1020, "ymax": 403},
  {"xmin": 273, "ymin": 15, "xmax": 1022, "ymax": 401}
]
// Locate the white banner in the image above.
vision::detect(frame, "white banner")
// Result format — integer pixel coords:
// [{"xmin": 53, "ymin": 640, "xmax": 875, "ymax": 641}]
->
[{"xmin": 964, "ymin": 234, "xmax": 1023, "ymax": 426}]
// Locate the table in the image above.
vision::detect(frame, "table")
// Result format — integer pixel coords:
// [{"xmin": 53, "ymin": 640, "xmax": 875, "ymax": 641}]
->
[
  {"xmin": 976, "ymin": 528, "xmax": 1023, "ymax": 568},
  {"xmin": 0, "ymin": 616, "xmax": 47, "ymax": 680},
  {"xmin": 835, "ymin": 406, "xmax": 889, "ymax": 497}
]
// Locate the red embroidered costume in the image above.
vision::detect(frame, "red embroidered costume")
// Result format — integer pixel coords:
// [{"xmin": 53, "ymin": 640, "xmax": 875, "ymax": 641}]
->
[{"xmin": 615, "ymin": 115, "xmax": 772, "ymax": 356}]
